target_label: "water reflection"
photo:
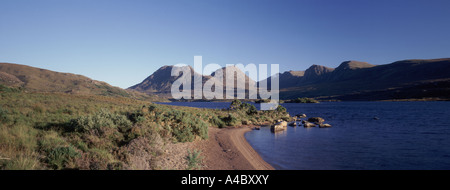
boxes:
[273,129,287,138]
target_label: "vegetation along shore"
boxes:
[0,86,287,170]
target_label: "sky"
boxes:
[1,0,450,88]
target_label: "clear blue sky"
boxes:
[1,0,450,88]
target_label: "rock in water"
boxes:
[288,121,296,127]
[319,123,332,128]
[271,124,286,132]
[296,114,307,118]
[276,121,288,127]
[303,121,316,128]
[308,117,325,124]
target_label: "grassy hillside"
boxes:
[0,62,160,101]
[0,86,288,170]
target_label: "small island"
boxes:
[284,97,319,103]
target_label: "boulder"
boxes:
[276,121,288,127]
[303,121,316,128]
[307,117,325,124]
[288,121,297,127]
[319,123,332,128]
[271,124,286,132]
[296,114,307,118]
[292,116,298,121]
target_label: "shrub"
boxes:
[209,115,226,128]
[173,125,194,143]
[230,99,242,110]
[240,102,257,115]
[69,109,132,133]
[146,104,209,142]
[221,114,238,126]
[127,110,146,124]
[126,123,160,142]
[47,146,80,169]
[0,107,9,123]
[276,105,287,113]
[186,149,203,170]
[0,84,21,93]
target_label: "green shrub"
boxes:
[69,109,132,133]
[173,125,194,142]
[240,102,257,115]
[47,146,80,169]
[186,149,203,170]
[127,110,146,124]
[126,123,160,142]
[209,115,226,128]
[0,107,9,123]
[276,105,287,113]
[0,84,21,93]
[230,99,242,110]
[146,104,209,142]
[221,114,238,126]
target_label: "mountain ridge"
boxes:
[129,58,450,101]
[129,65,258,99]
[0,62,156,101]
[2,58,450,101]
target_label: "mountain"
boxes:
[258,70,304,89]
[302,65,335,82]
[274,58,450,100]
[129,65,207,94]
[129,58,450,101]
[129,65,257,99]
[0,62,153,100]
[128,65,211,98]
[211,65,258,99]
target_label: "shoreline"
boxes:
[193,126,274,170]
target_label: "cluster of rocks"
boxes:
[270,114,332,132]
[270,120,288,132]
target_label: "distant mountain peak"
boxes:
[129,64,257,98]
[282,70,305,77]
[304,64,334,78]
[336,61,374,71]
[211,65,257,84]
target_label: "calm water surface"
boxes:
[158,101,450,170]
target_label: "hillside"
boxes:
[0,62,157,101]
